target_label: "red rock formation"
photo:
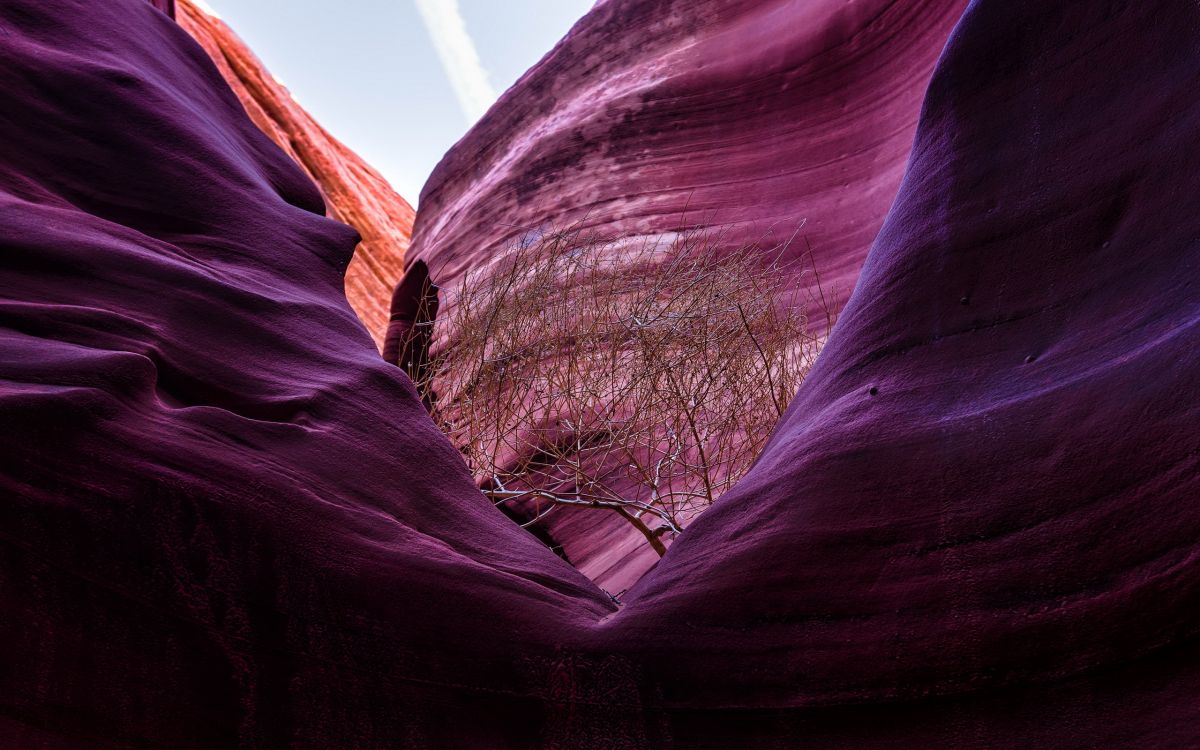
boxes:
[410,0,970,591]
[176,0,412,347]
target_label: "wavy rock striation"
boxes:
[176,0,413,346]
[2,0,1198,747]
[409,0,968,301]
[409,0,971,589]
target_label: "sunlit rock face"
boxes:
[409,0,969,299]
[176,0,413,346]
[408,0,970,591]
[3,0,1200,747]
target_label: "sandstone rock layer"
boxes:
[410,0,969,303]
[411,0,971,591]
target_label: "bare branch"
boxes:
[417,226,833,565]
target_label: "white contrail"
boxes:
[191,0,221,18]
[413,0,497,124]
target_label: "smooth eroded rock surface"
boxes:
[409,0,971,589]
[410,0,968,301]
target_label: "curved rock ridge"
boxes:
[0,2,608,746]
[617,0,1200,725]
[3,1,1200,748]
[175,0,413,347]
[409,0,968,301]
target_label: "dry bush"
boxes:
[410,228,833,557]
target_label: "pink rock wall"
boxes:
[409,0,970,591]
[410,0,968,300]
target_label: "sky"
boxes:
[199,0,594,205]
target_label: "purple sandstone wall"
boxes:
[147,0,175,16]
[2,0,1198,747]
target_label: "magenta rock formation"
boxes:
[409,0,971,589]
[2,0,1199,748]
[409,0,969,300]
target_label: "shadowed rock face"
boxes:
[2,0,1199,748]
[174,0,413,347]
